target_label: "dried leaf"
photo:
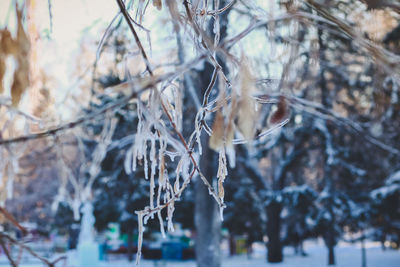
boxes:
[166,0,181,31]
[237,58,257,141]
[225,119,235,148]
[153,0,162,10]
[16,7,30,55]
[218,179,224,199]
[10,6,31,107]
[0,29,17,55]
[11,71,25,106]
[268,96,290,125]
[209,110,225,151]
[11,54,30,106]
[0,53,5,94]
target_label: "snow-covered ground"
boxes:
[1,241,399,267]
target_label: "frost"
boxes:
[157,210,166,238]
[167,185,175,232]
[143,142,149,180]
[165,150,180,162]
[174,158,184,194]
[226,146,236,169]
[135,211,144,266]
[194,110,203,155]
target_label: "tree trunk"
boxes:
[328,244,335,265]
[191,2,230,266]
[326,217,336,266]
[127,224,134,262]
[266,201,283,263]
[361,236,366,267]
[195,140,221,267]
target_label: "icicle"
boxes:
[150,178,155,209]
[174,158,183,194]
[148,137,156,210]
[174,86,183,132]
[181,154,191,181]
[130,103,144,173]
[124,148,133,174]
[194,111,203,155]
[143,212,150,225]
[150,171,155,210]
[156,160,166,238]
[165,150,180,162]
[150,137,156,171]
[144,141,149,180]
[217,148,228,220]
[219,205,225,221]
[158,138,168,190]
[163,191,168,204]
[167,200,175,232]
[135,211,144,266]
[226,146,236,169]
[157,210,166,238]
[131,137,139,172]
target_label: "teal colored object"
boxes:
[161,242,183,260]
[99,243,108,261]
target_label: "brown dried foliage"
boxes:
[237,59,257,141]
[268,95,290,125]
[209,109,225,151]
[10,7,30,107]
[0,29,18,55]
[0,6,31,106]
[153,0,162,10]
[0,52,5,94]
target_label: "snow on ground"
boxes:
[0,241,398,267]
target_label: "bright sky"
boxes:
[1,0,119,120]
[0,0,283,121]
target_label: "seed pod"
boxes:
[153,0,162,10]
[209,110,225,151]
[268,96,290,125]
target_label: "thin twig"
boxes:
[116,0,153,75]
[0,232,67,267]
[0,207,28,235]
[207,0,236,15]
[0,57,209,146]
[202,66,220,107]
[0,238,17,267]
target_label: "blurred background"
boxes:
[0,0,400,266]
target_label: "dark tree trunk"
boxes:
[195,140,221,267]
[326,205,336,266]
[361,236,367,267]
[266,201,283,263]
[229,234,236,256]
[327,243,335,265]
[381,230,386,250]
[127,224,134,262]
[319,26,336,266]
[192,1,231,267]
